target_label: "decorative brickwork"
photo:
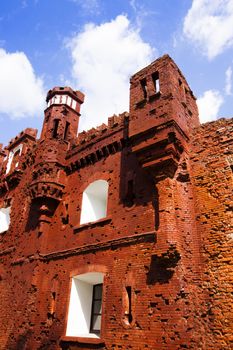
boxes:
[0,55,232,350]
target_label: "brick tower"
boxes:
[129,54,199,137]
[40,87,84,144]
[129,55,200,180]
[28,87,84,237]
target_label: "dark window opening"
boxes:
[152,72,160,93]
[140,79,147,99]
[125,286,133,324]
[64,121,70,140]
[52,119,60,138]
[47,292,56,320]
[90,284,103,335]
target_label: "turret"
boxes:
[129,55,200,180]
[40,87,84,144]
[129,54,199,138]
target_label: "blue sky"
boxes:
[0,0,233,146]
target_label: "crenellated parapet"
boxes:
[76,113,127,146]
[66,112,128,173]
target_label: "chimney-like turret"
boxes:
[40,87,84,145]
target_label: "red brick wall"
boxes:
[0,56,232,350]
[190,118,233,350]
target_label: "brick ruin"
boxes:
[0,54,232,350]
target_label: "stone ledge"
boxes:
[40,231,156,261]
[60,335,105,346]
[7,231,156,265]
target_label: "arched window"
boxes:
[0,207,11,233]
[6,144,23,174]
[80,180,108,225]
[66,272,104,338]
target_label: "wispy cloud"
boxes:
[66,15,155,131]
[183,0,233,59]
[197,89,224,123]
[0,49,45,119]
[129,0,157,29]
[70,0,100,15]
[225,66,232,95]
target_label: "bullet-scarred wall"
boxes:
[0,55,232,350]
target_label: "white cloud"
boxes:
[225,66,232,95]
[197,89,224,123]
[66,15,155,131]
[0,49,45,119]
[183,0,233,59]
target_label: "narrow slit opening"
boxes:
[125,286,133,324]
[52,119,60,138]
[140,79,147,99]
[64,121,70,140]
[152,72,160,93]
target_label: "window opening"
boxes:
[140,79,147,99]
[125,286,133,324]
[80,180,108,225]
[48,292,56,320]
[66,272,104,338]
[152,72,160,93]
[6,144,23,174]
[11,149,20,169]
[64,121,70,140]
[52,119,60,138]
[90,284,103,335]
[0,207,11,233]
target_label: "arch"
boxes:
[80,180,108,225]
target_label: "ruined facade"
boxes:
[0,55,232,350]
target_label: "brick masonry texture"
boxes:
[0,55,232,350]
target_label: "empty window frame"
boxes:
[0,207,11,233]
[140,78,148,99]
[80,180,108,225]
[6,144,23,174]
[152,72,160,93]
[66,272,104,338]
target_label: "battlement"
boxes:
[6,128,38,150]
[77,112,128,145]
